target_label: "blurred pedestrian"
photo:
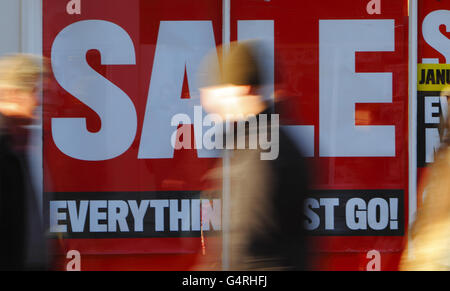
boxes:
[400,86,450,271]
[0,54,46,270]
[196,41,311,270]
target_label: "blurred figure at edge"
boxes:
[400,86,450,271]
[0,54,47,270]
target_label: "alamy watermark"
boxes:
[170,106,279,160]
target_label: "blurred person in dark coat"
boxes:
[0,54,46,270]
[400,86,450,271]
[196,41,311,270]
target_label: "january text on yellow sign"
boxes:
[418,64,450,92]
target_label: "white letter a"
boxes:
[366,0,381,15]
[66,0,81,15]
[66,250,81,271]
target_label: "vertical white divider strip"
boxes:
[222,0,231,271]
[409,0,418,228]
[408,0,418,259]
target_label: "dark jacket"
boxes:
[204,109,311,270]
[0,114,47,270]
[0,115,28,270]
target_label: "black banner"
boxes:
[304,190,405,236]
[44,191,221,239]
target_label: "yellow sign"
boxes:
[418,64,450,91]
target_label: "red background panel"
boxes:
[418,0,450,63]
[416,0,450,204]
[44,0,410,270]
[43,0,222,270]
[43,0,221,194]
[230,0,409,270]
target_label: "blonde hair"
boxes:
[0,54,42,94]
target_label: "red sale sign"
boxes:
[43,0,409,271]
[416,0,450,209]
